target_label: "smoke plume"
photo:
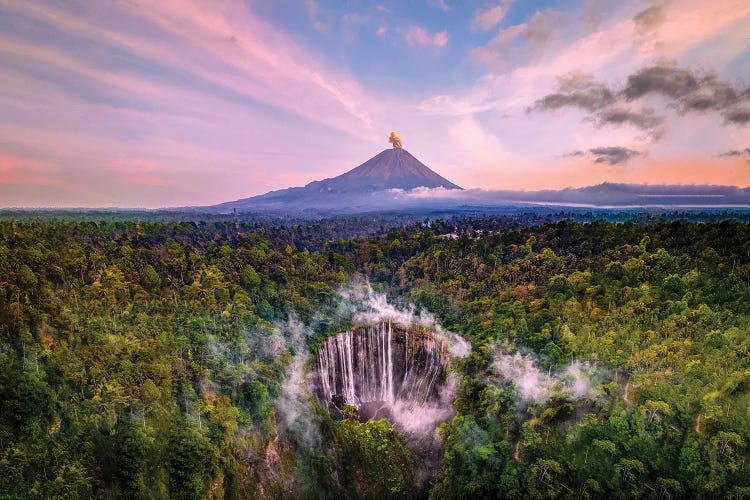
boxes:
[388,131,403,149]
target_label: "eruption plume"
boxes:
[388,131,403,149]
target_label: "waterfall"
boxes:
[315,321,449,412]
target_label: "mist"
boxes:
[338,280,471,359]
[308,281,472,446]
[204,281,472,440]
[388,372,462,435]
[275,317,322,452]
[491,350,609,406]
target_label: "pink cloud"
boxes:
[405,26,449,48]
[1,1,378,139]
[0,0,406,206]
[304,0,330,33]
[0,152,72,188]
[427,0,450,12]
[473,5,506,31]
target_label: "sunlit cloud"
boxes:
[1,1,378,136]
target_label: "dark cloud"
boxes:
[720,149,745,157]
[563,147,641,165]
[532,63,749,145]
[532,75,663,141]
[532,73,614,112]
[623,64,698,100]
[633,5,666,33]
[678,78,738,113]
[622,65,745,113]
[719,148,750,160]
[594,107,662,130]
[589,146,641,165]
[722,107,750,126]
[534,88,614,112]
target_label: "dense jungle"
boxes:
[0,217,748,499]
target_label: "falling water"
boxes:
[315,322,449,414]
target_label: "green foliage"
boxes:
[242,380,271,423]
[324,418,415,498]
[342,404,358,420]
[241,264,261,290]
[167,417,218,499]
[547,274,573,299]
[1,218,749,497]
[339,218,750,498]
[98,417,148,498]
[0,356,55,442]
[17,264,38,289]
[141,264,161,291]
[431,415,512,498]
[0,220,349,496]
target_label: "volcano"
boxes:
[303,148,461,193]
[210,145,461,213]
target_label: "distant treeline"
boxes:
[2,207,750,250]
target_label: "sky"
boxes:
[0,0,749,208]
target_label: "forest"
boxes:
[0,217,748,499]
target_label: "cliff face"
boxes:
[314,322,449,420]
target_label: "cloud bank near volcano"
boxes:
[388,183,750,209]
